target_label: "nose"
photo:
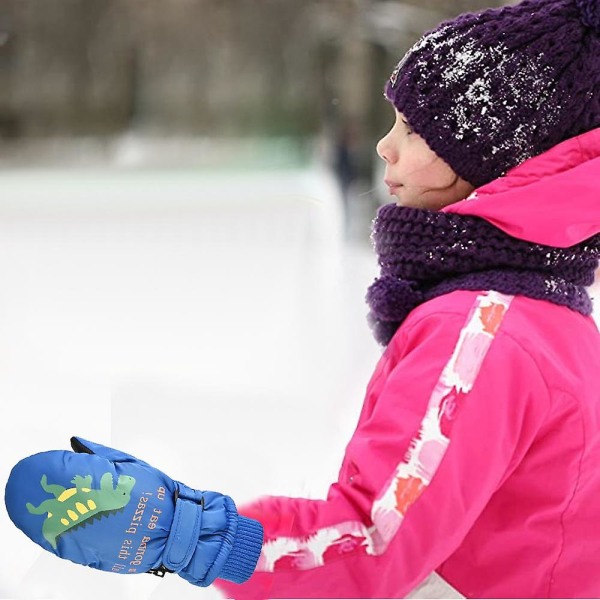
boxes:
[376,130,395,164]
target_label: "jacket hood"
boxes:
[443,126,600,248]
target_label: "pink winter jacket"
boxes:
[215,127,600,599]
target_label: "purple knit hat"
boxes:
[384,0,600,188]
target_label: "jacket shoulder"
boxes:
[383,290,527,375]
[388,290,599,399]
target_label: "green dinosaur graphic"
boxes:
[26,472,136,549]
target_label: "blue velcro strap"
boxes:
[162,484,204,572]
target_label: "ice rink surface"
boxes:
[0,166,383,599]
[1,166,598,599]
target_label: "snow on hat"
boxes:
[384,0,600,188]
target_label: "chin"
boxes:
[395,195,420,208]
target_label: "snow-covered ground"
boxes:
[0,166,382,599]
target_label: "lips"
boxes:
[385,179,403,195]
[384,179,402,189]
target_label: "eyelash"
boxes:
[402,119,414,135]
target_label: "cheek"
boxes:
[398,145,430,175]
[402,152,450,187]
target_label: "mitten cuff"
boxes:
[219,515,264,584]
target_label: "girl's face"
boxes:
[376,109,474,210]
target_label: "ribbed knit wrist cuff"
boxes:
[219,515,264,584]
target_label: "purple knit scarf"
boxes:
[366,203,600,346]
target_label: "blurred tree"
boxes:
[3,0,135,135]
[0,0,508,140]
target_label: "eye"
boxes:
[401,119,414,135]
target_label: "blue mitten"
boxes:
[5,436,263,587]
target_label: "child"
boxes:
[5,0,600,597]
[215,0,600,597]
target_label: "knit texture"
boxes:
[366,203,600,346]
[385,0,600,188]
[219,515,264,584]
[576,0,600,30]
